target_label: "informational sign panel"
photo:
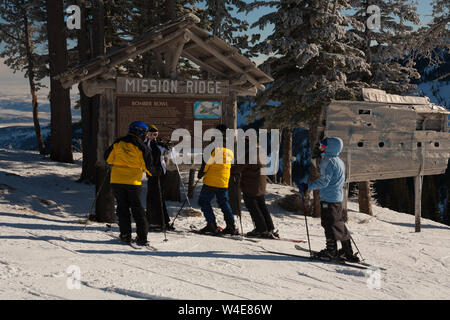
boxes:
[116,96,222,142]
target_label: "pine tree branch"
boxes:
[0,24,21,42]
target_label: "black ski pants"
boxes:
[320,202,350,242]
[112,184,148,241]
[146,174,169,226]
[243,193,274,232]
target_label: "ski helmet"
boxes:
[128,121,149,139]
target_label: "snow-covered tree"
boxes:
[203,0,253,57]
[348,0,421,95]
[249,0,371,192]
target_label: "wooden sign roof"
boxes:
[56,14,273,96]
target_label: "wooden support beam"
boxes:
[81,78,116,97]
[181,51,228,78]
[185,29,265,91]
[60,28,187,88]
[167,32,190,78]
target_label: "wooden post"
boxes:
[415,144,425,232]
[358,181,373,216]
[414,175,423,232]
[342,150,351,219]
[94,88,116,222]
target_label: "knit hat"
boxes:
[148,124,159,132]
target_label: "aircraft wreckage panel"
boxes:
[324,101,450,182]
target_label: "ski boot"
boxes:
[198,222,221,235]
[339,240,360,263]
[314,239,339,260]
[246,229,267,238]
[222,223,239,235]
[135,236,150,246]
[119,233,131,244]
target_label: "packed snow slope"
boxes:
[0,148,450,300]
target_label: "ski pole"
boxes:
[170,178,201,228]
[157,176,168,242]
[349,234,364,262]
[300,192,312,258]
[171,148,195,211]
[85,165,111,231]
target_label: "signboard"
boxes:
[117,77,229,96]
[116,96,222,142]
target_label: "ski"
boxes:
[294,244,386,271]
[189,225,260,243]
[260,247,370,270]
[104,232,158,251]
[247,235,307,244]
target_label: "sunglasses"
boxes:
[319,138,327,150]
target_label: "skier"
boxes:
[104,121,160,246]
[233,138,278,238]
[297,137,359,262]
[197,124,237,235]
[144,124,174,232]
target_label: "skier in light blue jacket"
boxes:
[298,137,359,262]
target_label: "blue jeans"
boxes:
[198,185,234,224]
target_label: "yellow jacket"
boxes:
[105,135,153,185]
[203,147,234,188]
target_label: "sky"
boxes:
[0,0,437,99]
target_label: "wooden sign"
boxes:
[117,77,229,96]
[116,96,222,142]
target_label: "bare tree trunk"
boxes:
[187,169,196,199]
[46,0,73,163]
[282,128,292,185]
[77,0,96,183]
[358,181,373,215]
[91,0,115,223]
[22,10,45,154]
[166,0,176,21]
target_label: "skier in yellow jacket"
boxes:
[104,121,161,246]
[197,124,236,235]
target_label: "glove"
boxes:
[298,183,308,198]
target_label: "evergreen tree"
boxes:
[0,0,48,154]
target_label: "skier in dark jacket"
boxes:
[104,121,160,246]
[233,139,277,238]
[144,124,174,232]
[298,137,359,262]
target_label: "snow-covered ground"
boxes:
[0,148,449,300]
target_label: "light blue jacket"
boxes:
[308,137,345,203]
